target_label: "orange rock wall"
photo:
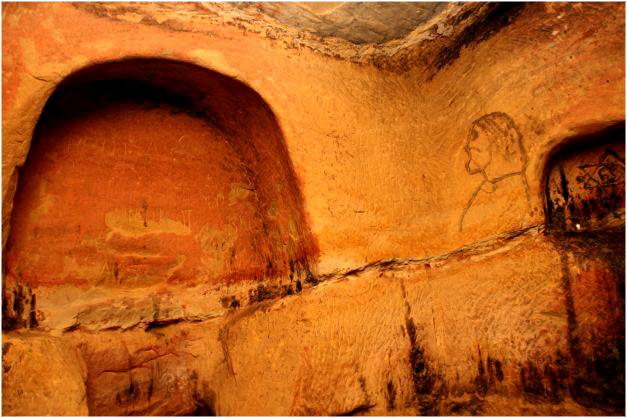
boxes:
[2,3,624,270]
[2,2,625,416]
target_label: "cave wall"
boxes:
[3,2,624,272]
[2,2,625,416]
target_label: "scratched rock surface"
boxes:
[1,1,625,416]
[3,229,623,416]
[2,333,89,416]
[2,2,624,274]
[4,60,318,291]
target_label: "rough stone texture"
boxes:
[232,2,449,44]
[64,2,527,77]
[5,60,317,290]
[546,125,625,232]
[2,2,625,416]
[2,333,89,415]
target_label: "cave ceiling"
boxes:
[76,1,523,75]
[231,2,449,44]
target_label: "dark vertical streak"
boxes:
[558,249,580,362]
[559,165,570,207]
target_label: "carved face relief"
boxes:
[459,113,531,234]
[465,126,492,176]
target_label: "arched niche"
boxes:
[543,122,625,233]
[4,58,318,292]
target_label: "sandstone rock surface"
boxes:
[2,2,625,416]
[2,333,88,416]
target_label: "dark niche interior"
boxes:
[545,122,625,233]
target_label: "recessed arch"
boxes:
[542,121,625,232]
[4,58,318,290]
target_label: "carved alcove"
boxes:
[545,123,625,233]
[543,122,625,412]
[3,59,318,329]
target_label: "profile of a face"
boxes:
[459,113,529,233]
[465,126,492,175]
[463,113,526,182]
